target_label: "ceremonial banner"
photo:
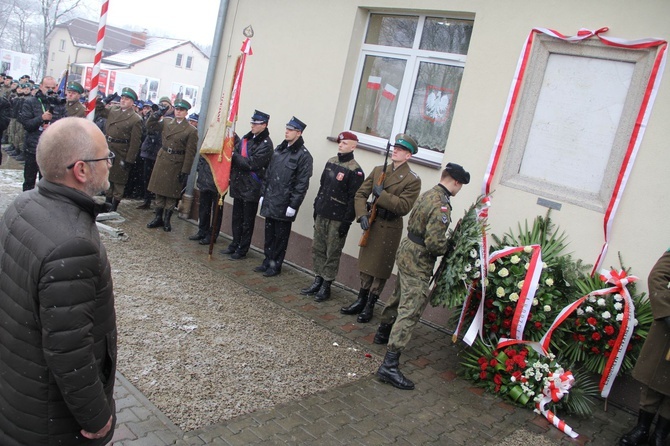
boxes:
[200,37,253,196]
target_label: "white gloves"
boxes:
[286,206,296,218]
[258,197,263,209]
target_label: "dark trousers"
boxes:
[23,151,40,191]
[198,189,222,239]
[141,157,156,201]
[230,198,259,255]
[263,217,292,271]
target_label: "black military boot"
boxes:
[301,276,324,295]
[314,281,332,302]
[377,350,414,390]
[110,198,120,212]
[373,322,394,345]
[147,208,164,228]
[136,198,151,210]
[620,410,655,445]
[163,210,173,232]
[650,416,669,446]
[340,288,369,315]
[357,293,378,323]
[188,230,206,241]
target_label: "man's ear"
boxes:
[70,162,89,184]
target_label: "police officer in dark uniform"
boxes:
[220,110,274,259]
[300,131,364,301]
[65,82,87,118]
[104,87,142,211]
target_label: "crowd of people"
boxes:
[1,72,667,446]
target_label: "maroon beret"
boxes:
[337,131,358,143]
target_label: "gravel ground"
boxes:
[103,223,379,431]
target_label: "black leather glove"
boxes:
[372,184,383,198]
[338,222,351,238]
[359,215,369,231]
[178,172,188,184]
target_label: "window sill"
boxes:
[326,136,441,169]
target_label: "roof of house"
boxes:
[103,37,207,67]
[54,18,142,53]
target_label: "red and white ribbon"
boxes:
[538,269,637,398]
[479,27,667,274]
[536,370,579,439]
[86,0,108,120]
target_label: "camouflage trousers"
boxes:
[13,121,25,152]
[312,215,347,281]
[381,268,431,353]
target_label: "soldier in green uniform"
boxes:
[340,133,421,323]
[300,131,365,301]
[620,250,670,445]
[104,87,142,211]
[65,81,87,118]
[374,163,470,390]
[146,98,198,232]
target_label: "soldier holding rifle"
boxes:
[340,133,421,323]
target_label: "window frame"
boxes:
[345,12,472,167]
[185,55,193,69]
[175,53,183,67]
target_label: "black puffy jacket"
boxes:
[259,136,313,222]
[0,180,117,446]
[229,128,273,202]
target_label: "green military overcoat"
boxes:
[66,100,86,118]
[355,162,421,279]
[147,115,198,198]
[104,105,142,185]
[632,250,670,396]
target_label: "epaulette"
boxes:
[409,169,419,179]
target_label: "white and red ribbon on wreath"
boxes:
[536,370,579,439]
[480,27,668,275]
[538,269,637,398]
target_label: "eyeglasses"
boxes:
[66,151,116,169]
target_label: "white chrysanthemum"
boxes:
[496,287,505,297]
[542,262,548,269]
[597,298,606,307]
[470,249,478,258]
[545,278,554,286]
[510,255,521,264]
[524,246,533,253]
[588,296,597,303]
[475,259,481,267]
[614,294,623,302]
[602,311,611,319]
[473,271,481,279]
[509,293,519,302]
[489,263,496,272]
[576,308,585,316]
[464,264,472,272]
[498,268,509,278]
[543,305,551,312]
[616,313,624,322]
[614,302,623,311]
[532,299,539,306]
[585,306,594,313]
[510,376,516,382]
[459,274,467,280]
[517,280,525,290]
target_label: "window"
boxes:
[348,13,473,165]
[186,56,193,69]
[500,36,661,211]
[59,39,66,51]
[175,53,183,67]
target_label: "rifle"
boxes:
[359,141,392,247]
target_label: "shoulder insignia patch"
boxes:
[442,214,449,224]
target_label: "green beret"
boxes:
[394,133,418,155]
[67,81,84,94]
[173,99,191,110]
[121,87,138,101]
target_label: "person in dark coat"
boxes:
[103,87,143,211]
[17,76,62,191]
[0,117,117,445]
[220,109,273,259]
[146,98,198,231]
[255,116,313,277]
[300,131,364,301]
[620,250,670,445]
[0,95,9,165]
[340,133,421,323]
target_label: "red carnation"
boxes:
[480,363,488,371]
[485,299,494,309]
[578,334,586,342]
[504,306,514,316]
[502,319,512,329]
[494,374,503,385]
[512,371,522,380]
[534,321,543,329]
[487,312,497,322]
[490,359,498,367]
[491,324,499,333]
[604,325,615,336]
[592,332,602,341]
[608,339,616,347]
[480,371,487,380]
[591,347,600,354]
[587,317,598,326]
[478,357,488,365]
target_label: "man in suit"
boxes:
[340,133,421,323]
[104,87,143,211]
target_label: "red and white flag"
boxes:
[382,83,398,101]
[367,76,381,90]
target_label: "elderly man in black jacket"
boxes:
[0,117,117,445]
[255,116,313,277]
[220,109,273,259]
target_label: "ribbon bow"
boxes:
[599,268,638,289]
[536,369,579,438]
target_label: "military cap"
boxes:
[188,113,199,122]
[173,99,191,110]
[142,100,154,108]
[121,87,138,101]
[394,133,418,155]
[66,81,84,94]
[159,96,172,105]
[444,162,470,184]
[286,116,306,132]
[11,80,18,85]
[5,75,12,80]
[251,109,270,124]
[337,131,358,143]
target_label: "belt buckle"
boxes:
[167,147,173,154]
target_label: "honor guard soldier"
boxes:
[104,87,142,211]
[374,163,470,390]
[146,98,198,232]
[340,133,421,323]
[300,131,364,301]
[65,81,86,117]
